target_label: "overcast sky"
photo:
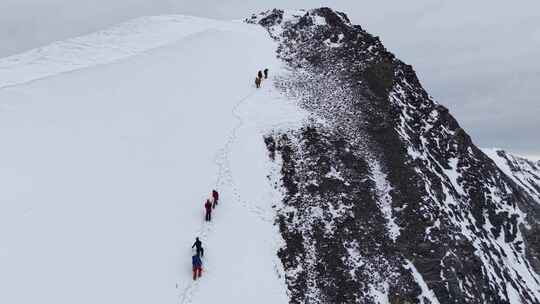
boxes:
[1,0,538,157]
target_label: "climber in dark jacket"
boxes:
[264,68,269,79]
[212,190,219,208]
[192,254,203,280]
[192,237,204,257]
[258,70,263,80]
[204,199,212,221]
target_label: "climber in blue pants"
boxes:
[192,254,202,280]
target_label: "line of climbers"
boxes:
[191,189,219,280]
[191,68,270,281]
[255,68,269,88]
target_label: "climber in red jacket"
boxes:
[204,199,212,221]
[212,190,219,208]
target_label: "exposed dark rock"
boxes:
[249,7,540,304]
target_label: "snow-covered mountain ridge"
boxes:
[0,15,246,89]
[1,6,539,304]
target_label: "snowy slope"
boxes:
[0,15,305,304]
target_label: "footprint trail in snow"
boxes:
[178,88,270,304]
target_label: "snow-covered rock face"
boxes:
[249,8,540,304]
[484,149,540,205]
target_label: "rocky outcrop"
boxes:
[248,8,540,304]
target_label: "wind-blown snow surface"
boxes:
[0,16,304,304]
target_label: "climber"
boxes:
[212,190,219,208]
[192,237,204,257]
[255,76,261,88]
[204,199,212,221]
[192,254,203,280]
[258,70,263,80]
[264,68,269,79]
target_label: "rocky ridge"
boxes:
[248,8,540,304]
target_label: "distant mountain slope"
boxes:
[250,8,540,304]
[484,149,540,204]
